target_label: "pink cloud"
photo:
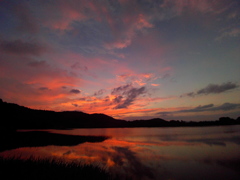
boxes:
[136,14,153,29]
[116,73,160,87]
[43,5,86,30]
[105,10,154,50]
[105,39,132,50]
[151,84,160,87]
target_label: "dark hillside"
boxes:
[0,99,239,130]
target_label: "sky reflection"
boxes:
[1,126,240,180]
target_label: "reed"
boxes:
[0,156,111,180]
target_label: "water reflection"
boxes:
[1,125,240,180]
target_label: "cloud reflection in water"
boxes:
[1,126,240,180]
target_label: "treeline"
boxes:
[0,99,239,130]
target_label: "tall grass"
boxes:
[0,157,112,180]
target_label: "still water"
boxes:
[2,125,240,180]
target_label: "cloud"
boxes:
[111,84,132,95]
[178,103,240,113]
[24,0,86,31]
[0,40,47,56]
[178,104,214,113]
[216,27,240,41]
[38,87,50,91]
[114,86,146,109]
[184,92,195,97]
[211,103,240,111]
[151,84,160,87]
[94,89,106,96]
[69,89,81,94]
[116,73,157,86]
[72,103,79,107]
[104,11,154,49]
[156,103,240,118]
[197,82,238,95]
[113,96,123,104]
[71,62,88,71]
[183,82,238,97]
[110,84,147,109]
[157,112,173,117]
[79,97,88,101]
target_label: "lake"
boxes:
[1,125,240,180]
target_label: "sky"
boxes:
[0,0,240,121]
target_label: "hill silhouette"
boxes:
[0,99,239,130]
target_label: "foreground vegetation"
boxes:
[0,157,111,180]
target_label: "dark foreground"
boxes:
[0,131,111,179]
[0,131,112,179]
[0,157,111,180]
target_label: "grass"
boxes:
[0,156,112,180]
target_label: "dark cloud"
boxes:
[71,62,88,71]
[71,62,97,78]
[113,95,123,103]
[185,92,195,98]
[156,103,240,117]
[103,96,110,102]
[94,89,106,96]
[183,82,238,97]
[211,103,240,111]
[38,87,49,91]
[179,104,214,113]
[162,73,171,80]
[70,89,81,94]
[111,84,132,95]
[72,103,79,107]
[114,86,146,109]
[197,82,238,95]
[0,40,47,56]
[179,103,240,113]
[197,104,214,109]
[157,112,173,117]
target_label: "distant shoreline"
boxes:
[1,99,240,130]
[0,131,109,152]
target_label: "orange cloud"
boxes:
[151,84,160,87]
